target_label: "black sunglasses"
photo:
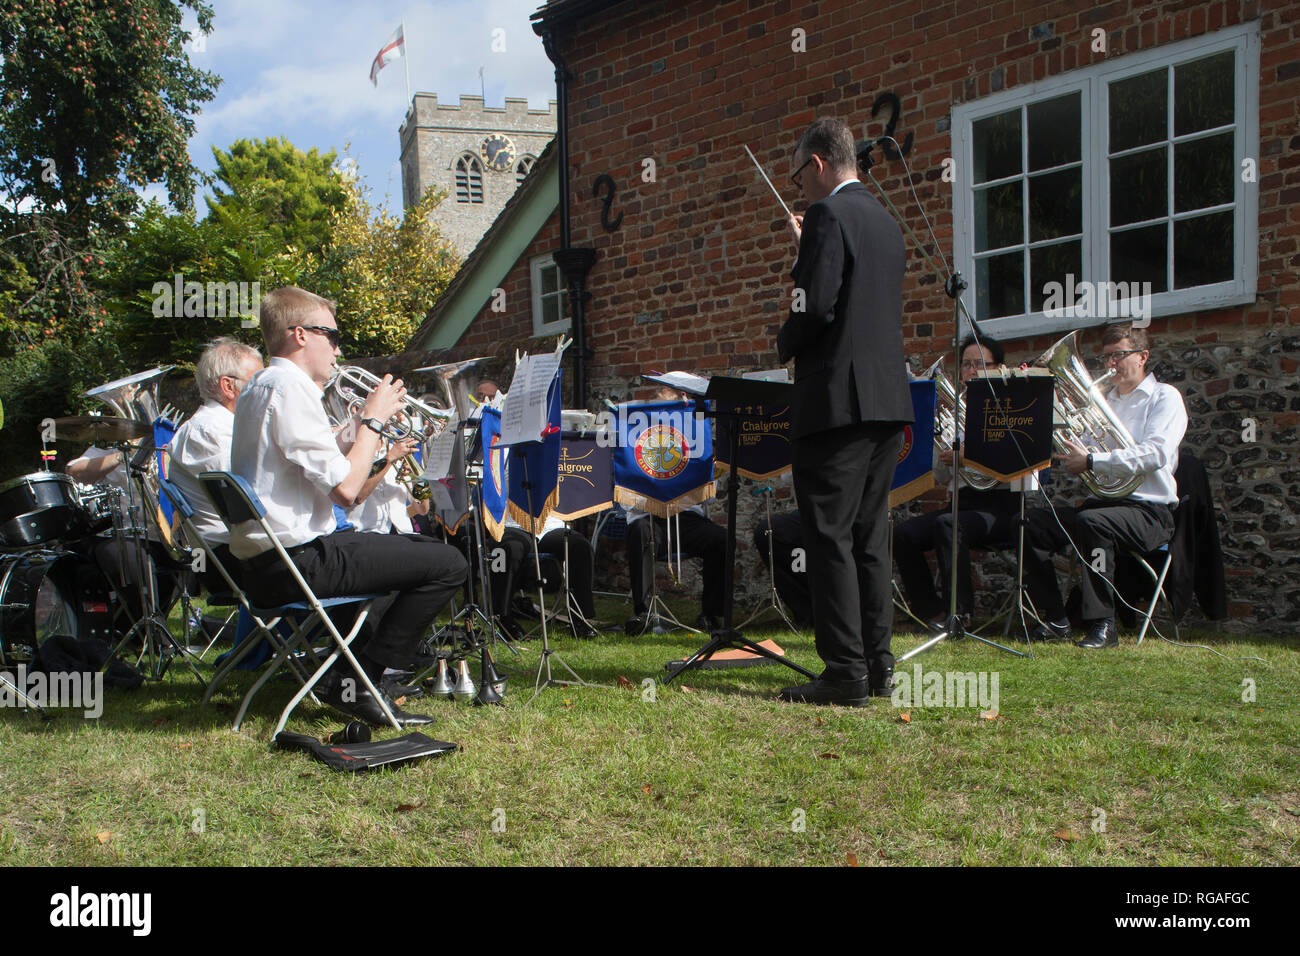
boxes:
[791,156,813,188]
[296,325,340,348]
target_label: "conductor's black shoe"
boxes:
[1075,619,1119,649]
[693,614,720,633]
[1025,619,1071,643]
[778,677,869,707]
[499,616,529,643]
[571,618,600,639]
[867,668,895,698]
[381,677,424,700]
[625,613,666,636]
[321,681,435,728]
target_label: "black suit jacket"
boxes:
[777,180,913,439]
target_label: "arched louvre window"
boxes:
[455,154,483,204]
[516,155,536,186]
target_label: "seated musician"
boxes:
[68,440,181,629]
[1021,322,1188,648]
[228,286,467,727]
[487,513,598,641]
[624,383,727,635]
[893,334,1025,631]
[752,507,815,629]
[166,337,264,593]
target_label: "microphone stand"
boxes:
[856,140,1023,662]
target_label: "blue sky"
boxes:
[170,0,555,216]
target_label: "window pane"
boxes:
[1174,211,1233,288]
[975,251,1024,320]
[1175,51,1235,136]
[1029,167,1082,242]
[1028,93,1081,171]
[541,263,558,295]
[974,181,1022,252]
[1174,131,1233,213]
[972,109,1021,184]
[1109,67,1168,152]
[1110,146,1167,226]
[1030,241,1083,312]
[1111,224,1168,294]
[542,295,559,327]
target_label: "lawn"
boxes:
[1,597,1296,867]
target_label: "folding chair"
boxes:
[1127,541,1179,645]
[198,471,398,734]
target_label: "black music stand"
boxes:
[663,376,816,683]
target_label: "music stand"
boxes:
[663,376,816,683]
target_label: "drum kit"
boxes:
[0,367,204,696]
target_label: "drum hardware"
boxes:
[0,472,92,550]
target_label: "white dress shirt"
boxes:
[1092,373,1187,505]
[349,467,414,535]
[228,357,351,558]
[166,400,234,545]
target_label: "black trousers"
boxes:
[752,510,814,628]
[242,530,466,670]
[82,535,182,626]
[1022,498,1175,622]
[484,527,596,619]
[893,489,1019,620]
[792,421,904,682]
[626,512,727,618]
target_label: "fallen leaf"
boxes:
[763,749,776,757]
[679,685,695,694]
[177,742,192,751]
[96,831,112,844]
[979,710,1001,720]
[616,675,635,690]
[814,716,826,726]
[641,784,653,794]
[1053,828,1082,842]
[846,852,858,867]
[877,849,886,859]
[898,711,911,723]
[818,752,840,760]
[395,802,423,813]
[393,695,407,707]
[298,773,313,779]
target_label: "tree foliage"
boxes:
[206,138,347,260]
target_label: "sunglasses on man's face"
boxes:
[296,325,340,348]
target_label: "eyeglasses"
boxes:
[791,156,813,189]
[1099,348,1144,364]
[960,360,984,371]
[296,325,340,348]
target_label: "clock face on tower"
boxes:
[480,134,517,172]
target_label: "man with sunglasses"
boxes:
[229,286,467,727]
[774,117,913,706]
[1021,322,1187,648]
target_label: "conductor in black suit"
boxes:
[775,118,913,706]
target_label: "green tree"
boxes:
[206,138,347,259]
[304,175,459,359]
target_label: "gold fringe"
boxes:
[714,460,792,481]
[551,498,614,521]
[614,481,717,518]
[507,485,561,535]
[889,472,935,509]
[963,458,1050,483]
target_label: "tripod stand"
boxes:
[737,483,802,633]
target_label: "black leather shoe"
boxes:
[1024,619,1071,643]
[693,614,720,633]
[1075,619,1118,649]
[778,677,869,707]
[625,613,666,635]
[322,681,435,728]
[381,677,424,700]
[867,667,895,698]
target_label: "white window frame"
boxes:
[951,22,1259,339]
[530,253,570,337]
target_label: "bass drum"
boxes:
[0,551,112,667]
[0,473,89,549]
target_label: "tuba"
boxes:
[322,365,454,500]
[1032,331,1144,500]
[84,366,186,556]
[411,356,488,422]
[926,361,1002,491]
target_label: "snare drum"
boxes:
[0,472,88,549]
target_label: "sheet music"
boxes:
[742,368,790,383]
[501,352,559,446]
[644,370,711,395]
[420,416,459,481]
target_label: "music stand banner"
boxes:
[963,371,1054,483]
[478,406,509,542]
[553,433,614,521]
[714,398,792,480]
[507,370,562,534]
[612,400,715,518]
[889,380,936,508]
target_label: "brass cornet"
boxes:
[322,366,453,500]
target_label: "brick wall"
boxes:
[446,0,1300,631]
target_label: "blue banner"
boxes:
[553,433,614,521]
[507,369,563,534]
[478,406,508,541]
[612,400,715,517]
[890,381,937,508]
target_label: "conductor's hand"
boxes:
[1056,439,1090,476]
[786,213,803,249]
[362,374,406,426]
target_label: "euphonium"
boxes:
[322,365,453,500]
[927,364,1002,491]
[1032,331,1144,500]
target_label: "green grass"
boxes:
[1,596,1297,866]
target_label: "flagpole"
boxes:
[402,18,411,105]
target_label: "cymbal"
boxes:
[50,415,151,443]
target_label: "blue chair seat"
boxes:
[254,593,386,614]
